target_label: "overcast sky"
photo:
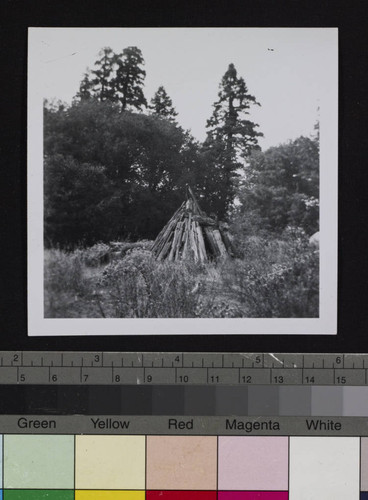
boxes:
[30,28,337,150]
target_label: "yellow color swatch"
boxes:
[75,491,145,500]
[75,435,145,490]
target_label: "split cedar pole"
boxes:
[157,232,174,260]
[195,223,208,262]
[203,227,220,257]
[190,221,200,262]
[182,216,191,259]
[174,221,185,260]
[153,218,176,256]
[168,221,182,261]
[151,202,185,254]
[212,229,228,257]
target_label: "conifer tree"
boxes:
[150,86,178,121]
[206,63,262,159]
[114,46,147,111]
[203,63,263,218]
[90,47,116,101]
[75,70,94,101]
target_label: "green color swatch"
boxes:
[3,491,74,500]
[4,435,74,489]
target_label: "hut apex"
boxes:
[151,186,234,263]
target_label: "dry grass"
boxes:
[44,233,318,318]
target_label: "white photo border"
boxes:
[28,27,338,336]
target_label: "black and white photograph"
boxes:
[28,28,337,335]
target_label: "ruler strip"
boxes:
[0,352,366,385]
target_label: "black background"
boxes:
[1,0,367,354]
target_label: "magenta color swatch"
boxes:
[147,492,217,500]
[218,437,288,491]
[218,493,288,500]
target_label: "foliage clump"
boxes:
[236,136,319,236]
[222,227,319,317]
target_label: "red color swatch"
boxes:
[146,492,217,500]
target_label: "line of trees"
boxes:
[44,46,319,248]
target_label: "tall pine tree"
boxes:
[75,70,94,101]
[90,47,116,101]
[114,46,147,111]
[203,63,262,219]
[149,86,178,121]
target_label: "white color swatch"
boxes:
[289,436,360,500]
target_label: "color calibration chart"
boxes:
[1,433,368,500]
[2,352,368,499]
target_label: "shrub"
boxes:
[97,249,204,318]
[80,243,112,267]
[44,248,89,317]
[221,231,319,317]
[44,249,86,293]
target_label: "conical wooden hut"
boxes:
[151,186,234,262]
